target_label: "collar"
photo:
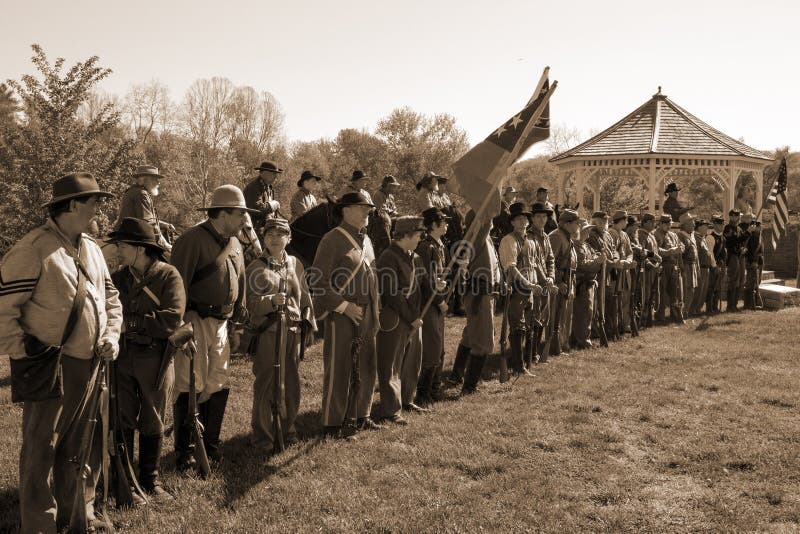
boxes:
[46,217,83,253]
[340,221,366,239]
[390,241,413,259]
[202,219,230,245]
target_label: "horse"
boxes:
[287,196,340,268]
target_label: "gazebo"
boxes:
[549,88,773,215]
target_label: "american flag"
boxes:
[767,157,788,250]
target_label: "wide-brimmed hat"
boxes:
[198,185,259,213]
[263,217,291,235]
[531,202,553,216]
[536,186,549,194]
[108,217,167,255]
[422,207,450,227]
[393,216,425,236]
[579,219,596,233]
[382,174,400,187]
[711,214,725,224]
[351,170,368,182]
[558,209,580,224]
[508,202,532,220]
[664,182,680,195]
[641,212,656,223]
[694,219,710,230]
[591,211,609,220]
[132,165,164,179]
[336,191,375,209]
[43,172,115,207]
[255,161,284,173]
[659,214,673,224]
[415,171,440,190]
[611,210,628,223]
[297,170,322,188]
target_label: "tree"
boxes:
[0,44,135,251]
[0,83,19,131]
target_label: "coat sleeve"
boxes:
[141,266,186,339]
[97,245,123,347]
[294,255,317,332]
[0,235,42,357]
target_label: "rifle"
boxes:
[630,256,642,337]
[343,318,363,431]
[170,324,212,478]
[597,255,609,348]
[272,279,287,454]
[498,283,510,383]
[109,361,147,508]
[69,359,107,533]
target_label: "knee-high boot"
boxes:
[139,433,173,501]
[173,393,195,471]
[509,329,525,372]
[202,388,229,463]
[447,343,470,385]
[461,354,487,395]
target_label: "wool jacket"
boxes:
[0,218,122,359]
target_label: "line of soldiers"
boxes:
[1,166,767,533]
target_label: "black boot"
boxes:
[509,329,525,373]
[202,388,229,464]
[460,354,487,396]
[173,393,195,472]
[447,344,470,386]
[139,433,173,501]
[430,363,444,402]
[727,290,739,312]
[415,367,435,407]
[523,329,535,368]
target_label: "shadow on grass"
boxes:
[0,486,20,533]
[219,408,325,509]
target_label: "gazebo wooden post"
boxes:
[754,167,764,216]
[648,158,657,212]
[575,168,586,213]
[592,174,601,212]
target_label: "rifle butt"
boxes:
[193,421,212,478]
[112,452,135,509]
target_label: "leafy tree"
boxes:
[0,44,135,252]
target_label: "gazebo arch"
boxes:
[550,88,773,216]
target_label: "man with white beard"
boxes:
[117,165,172,252]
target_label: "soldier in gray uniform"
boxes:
[116,165,172,252]
[170,185,250,468]
[109,217,185,501]
[654,214,685,323]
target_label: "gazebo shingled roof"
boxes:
[549,89,773,215]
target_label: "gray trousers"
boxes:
[116,340,172,436]
[19,356,101,534]
[321,306,377,427]
[376,320,422,418]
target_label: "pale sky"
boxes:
[2,0,798,156]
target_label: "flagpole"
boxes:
[413,79,559,324]
[526,66,550,106]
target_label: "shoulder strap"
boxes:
[333,227,367,296]
[192,226,237,285]
[61,258,88,347]
[129,268,162,307]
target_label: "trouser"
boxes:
[174,311,230,398]
[251,325,301,447]
[707,266,723,313]
[459,292,495,392]
[604,286,619,338]
[658,263,684,322]
[571,281,595,346]
[726,256,745,311]
[376,320,423,418]
[619,288,631,332]
[418,305,445,401]
[744,261,760,309]
[507,291,533,371]
[530,294,549,361]
[19,356,101,534]
[682,263,697,316]
[321,305,378,427]
[642,268,660,326]
[116,340,172,436]
[691,267,710,314]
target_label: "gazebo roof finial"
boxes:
[658,85,662,94]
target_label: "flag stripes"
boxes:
[768,157,788,250]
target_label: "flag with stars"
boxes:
[450,77,552,215]
[767,157,788,250]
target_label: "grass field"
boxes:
[1,308,799,532]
